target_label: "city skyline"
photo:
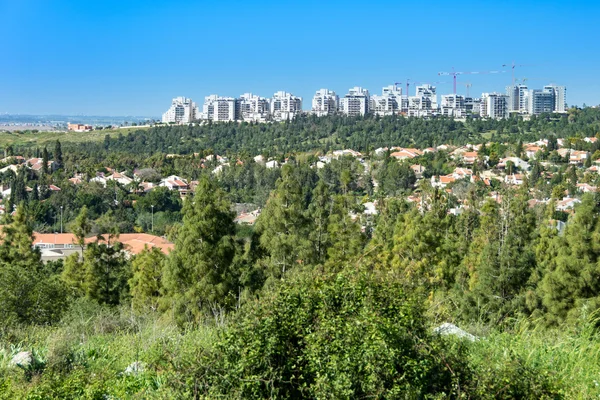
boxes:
[1,0,598,115]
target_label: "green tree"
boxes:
[538,195,600,324]
[42,146,49,175]
[255,165,313,281]
[460,189,536,324]
[162,176,237,324]
[81,240,130,305]
[70,206,92,259]
[325,194,365,266]
[54,139,63,169]
[0,205,67,325]
[129,246,166,312]
[307,180,331,264]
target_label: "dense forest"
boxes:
[2,109,600,398]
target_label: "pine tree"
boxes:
[307,180,332,264]
[8,167,28,211]
[30,182,39,202]
[325,194,365,267]
[0,205,66,325]
[256,165,313,281]
[162,176,237,324]
[82,241,130,305]
[460,189,536,324]
[42,146,49,175]
[61,253,86,298]
[0,204,40,268]
[54,140,63,169]
[538,194,600,324]
[130,246,165,312]
[70,206,92,260]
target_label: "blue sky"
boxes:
[1,0,598,116]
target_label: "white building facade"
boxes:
[544,85,567,113]
[480,93,509,119]
[239,93,270,122]
[440,94,466,117]
[312,89,339,117]
[270,91,302,121]
[370,84,403,116]
[528,89,555,115]
[201,95,239,122]
[506,84,529,113]
[340,87,370,116]
[162,97,199,124]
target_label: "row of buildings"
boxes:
[161,83,567,123]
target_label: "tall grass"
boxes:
[2,301,600,398]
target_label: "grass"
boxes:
[0,126,150,148]
[2,299,600,398]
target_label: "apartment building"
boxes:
[239,93,270,122]
[311,89,339,117]
[440,94,466,117]
[339,87,369,117]
[201,95,239,122]
[464,97,481,115]
[270,91,302,121]
[162,97,199,124]
[544,85,567,113]
[506,84,529,113]
[528,89,555,115]
[370,84,402,116]
[480,93,509,119]
[406,85,437,117]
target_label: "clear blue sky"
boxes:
[1,0,598,116]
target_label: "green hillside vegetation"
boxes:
[0,126,149,148]
[3,108,600,397]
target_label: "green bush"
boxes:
[208,268,469,399]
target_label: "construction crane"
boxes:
[502,62,534,87]
[459,82,472,97]
[394,80,449,97]
[438,68,506,94]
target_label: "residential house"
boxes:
[106,172,134,186]
[265,160,280,169]
[497,157,530,171]
[556,197,581,212]
[577,183,598,193]
[570,151,590,165]
[431,175,456,188]
[524,145,544,159]
[159,175,190,196]
[461,152,479,165]
[504,174,525,185]
[390,148,423,160]
[450,167,473,180]
[410,164,426,179]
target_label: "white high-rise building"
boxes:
[415,84,438,110]
[270,91,302,121]
[340,87,370,116]
[544,85,567,113]
[464,97,481,115]
[312,89,339,117]
[201,95,239,122]
[527,89,555,115]
[440,94,466,117]
[370,84,402,116]
[407,85,437,117]
[506,84,529,113]
[239,93,270,122]
[480,93,509,119]
[162,97,199,124]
